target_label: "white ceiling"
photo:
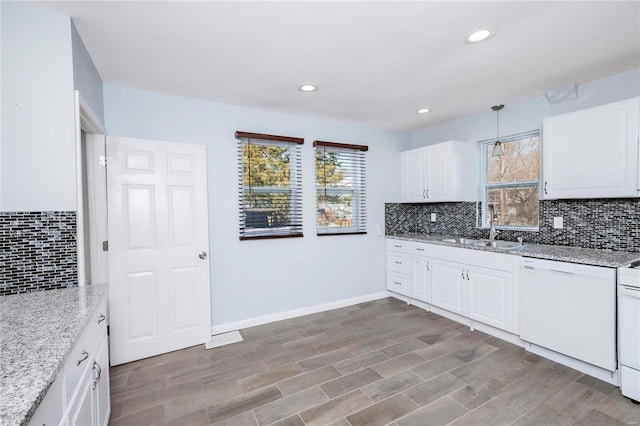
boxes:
[31,1,640,131]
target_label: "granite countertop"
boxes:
[0,284,108,426]
[388,233,640,268]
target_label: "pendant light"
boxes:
[491,104,505,157]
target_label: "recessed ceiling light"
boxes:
[298,84,317,92]
[464,26,496,44]
[416,108,431,114]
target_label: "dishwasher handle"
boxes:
[619,285,640,298]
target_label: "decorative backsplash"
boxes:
[385,198,640,253]
[0,212,78,296]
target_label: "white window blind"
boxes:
[236,131,304,240]
[314,140,367,236]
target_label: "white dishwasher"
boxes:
[520,258,616,371]
[618,266,640,403]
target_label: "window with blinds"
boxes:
[314,140,367,235]
[236,131,304,240]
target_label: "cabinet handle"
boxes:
[97,314,106,324]
[426,189,430,198]
[466,271,470,280]
[77,350,89,366]
[394,281,402,286]
[426,262,430,271]
[422,189,426,199]
[92,360,102,390]
[461,270,465,280]
[394,261,402,264]
[394,244,402,248]
[544,181,548,195]
[416,248,424,251]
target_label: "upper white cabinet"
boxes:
[401,141,468,202]
[542,97,640,199]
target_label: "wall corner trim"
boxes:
[210,292,390,336]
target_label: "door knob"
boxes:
[199,251,208,260]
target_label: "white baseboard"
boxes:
[210,291,390,336]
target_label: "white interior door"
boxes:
[107,136,211,366]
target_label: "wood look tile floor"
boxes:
[109,298,640,426]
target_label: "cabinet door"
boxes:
[431,259,466,315]
[412,256,431,303]
[401,149,427,202]
[542,97,639,199]
[68,370,94,426]
[466,266,513,332]
[425,143,449,201]
[93,336,111,426]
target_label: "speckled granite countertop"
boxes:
[388,233,640,268]
[0,284,108,426]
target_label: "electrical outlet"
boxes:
[553,216,564,229]
[431,213,437,222]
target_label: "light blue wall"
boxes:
[104,84,410,326]
[1,2,77,211]
[411,68,640,147]
[71,21,104,124]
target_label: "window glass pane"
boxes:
[243,190,292,229]
[315,144,366,234]
[317,191,355,229]
[243,144,290,187]
[238,136,303,239]
[487,136,539,184]
[486,186,539,227]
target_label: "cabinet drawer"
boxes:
[387,253,410,273]
[386,239,413,253]
[387,272,411,296]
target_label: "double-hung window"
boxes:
[314,140,368,235]
[236,131,303,240]
[480,131,540,229]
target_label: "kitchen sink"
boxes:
[441,237,522,249]
[441,237,479,245]
[475,240,522,249]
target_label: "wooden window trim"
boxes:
[236,131,304,145]
[313,140,368,151]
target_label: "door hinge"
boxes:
[102,241,109,252]
[99,155,107,166]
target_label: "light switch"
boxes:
[431,213,437,222]
[553,216,564,229]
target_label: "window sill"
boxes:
[240,233,303,241]
[317,231,367,236]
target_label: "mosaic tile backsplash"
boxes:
[0,212,78,296]
[386,198,640,253]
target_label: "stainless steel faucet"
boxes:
[489,204,500,241]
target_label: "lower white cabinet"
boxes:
[68,334,110,426]
[431,259,466,315]
[386,239,431,301]
[466,265,513,331]
[430,247,518,333]
[411,256,431,303]
[29,297,110,426]
[386,239,520,334]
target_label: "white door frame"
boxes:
[74,90,107,286]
